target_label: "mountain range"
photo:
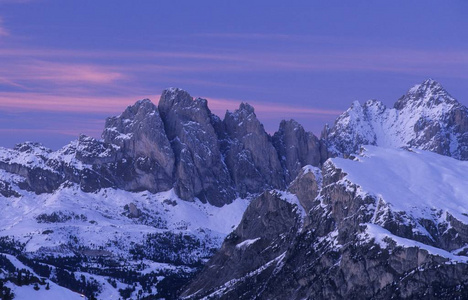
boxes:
[1,79,468,299]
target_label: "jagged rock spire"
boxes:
[223,102,285,196]
[272,119,322,183]
[158,88,236,206]
[101,98,175,192]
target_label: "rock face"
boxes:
[273,119,324,183]
[325,79,468,160]
[223,103,285,197]
[0,88,324,206]
[102,99,175,192]
[182,147,468,299]
[158,88,235,206]
[182,191,303,299]
[0,79,466,204]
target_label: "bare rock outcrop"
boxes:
[158,88,235,206]
[223,103,285,197]
[272,119,323,183]
[182,153,468,299]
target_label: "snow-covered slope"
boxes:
[332,146,468,254]
[0,187,248,254]
[333,145,468,222]
[0,180,248,299]
[1,253,85,300]
[326,79,468,160]
[3,80,468,299]
[183,146,468,299]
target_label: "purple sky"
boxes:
[0,1,467,149]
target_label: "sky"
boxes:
[0,1,467,149]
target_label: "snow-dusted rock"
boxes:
[325,79,468,160]
[3,81,468,299]
[183,146,468,299]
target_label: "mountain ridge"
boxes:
[2,78,468,299]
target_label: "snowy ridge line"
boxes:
[270,190,306,219]
[183,251,287,300]
[326,79,468,161]
[360,224,468,263]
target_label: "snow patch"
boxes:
[236,238,260,250]
[361,223,468,263]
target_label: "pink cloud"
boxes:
[0,17,8,36]
[0,89,342,123]
[205,97,342,120]
[1,47,467,78]
[0,127,102,137]
[0,92,145,113]
[0,60,125,85]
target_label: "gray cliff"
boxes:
[182,160,468,299]
[223,103,285,197]
[158,88,235,206]
[272,119,324,183]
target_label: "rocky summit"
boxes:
[324,79,468,160]
[2,79,468,299]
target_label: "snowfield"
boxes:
[0,183,249,299]
[0,187,249,254]
[332,146,468,260]
[332,146,468,223]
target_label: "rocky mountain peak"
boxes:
[279,118,300,129]
[13,141,52,154]
[101,98,175,192]
[238,102,255,114]
[121,98,157,118]
[158,87,195,114]
[224,102,260,137]
[157,88,235,206]
[394,78,456,110]
[102,98,169,157]
[222,102,285,197]
[363,99,385,109]
[325,79,468,160]
[158,88,213,133]
[272,119,322,183]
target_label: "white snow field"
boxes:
[332,146,468,259]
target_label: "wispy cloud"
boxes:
[193,33,300,40]
[205,97,342,120]
[0,92,143,113]
[0,127,102,137]
[1,47,467,77]
[0,60,126,86]
[0,17,8,36]
[0,88,342,123]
